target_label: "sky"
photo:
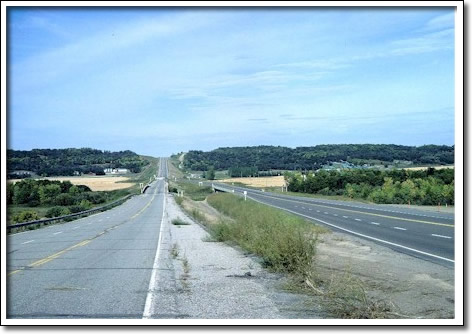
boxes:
[7,6,455,157]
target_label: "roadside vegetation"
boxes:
[6,156,160,226]
[6,178,134,225]
[170,180,402,318]
[285,167,454,206]
[168,181,213,201]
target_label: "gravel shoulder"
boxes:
[150,193,317,319]
[154,193,455,319]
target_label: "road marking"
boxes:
[53,232,63,235]
[247,195,454,264]
[8,239,92,276]
[308,208,312,211]
[432,234,452,239]
[143,176,167,318]
[355,218,362,221]
[343,216,349,218]
[73,226,80,230]
[393,227,407,231]
[21,240,34,245]
[99,219,103,222]
[371,222,380,225]
[246,191,454,228]
[316,210,320,213]
[301,207,306,209]
[333,214,338,216]
[324,212,329,214]
[132,190,157,219]
[87,223,92,225]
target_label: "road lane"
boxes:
[7,160,168,319]
[212,183,454,267]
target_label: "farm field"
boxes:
[8,176,135,191]
[220,175,285,188]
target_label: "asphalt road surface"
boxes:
[7,159,168,319]
[212,183,455,268]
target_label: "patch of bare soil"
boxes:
[316,233,454,319]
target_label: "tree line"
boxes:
[7,179,113,222]
[285,168,454,205]
[182,144,454,171]
[7,148,149,177]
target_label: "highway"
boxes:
[7,159,168,319]
[212,183,455,268]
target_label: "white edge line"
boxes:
[247,195,454,264]
[21,240,34,245]
[142,181,166,319]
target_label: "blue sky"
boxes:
[8,7,455,157]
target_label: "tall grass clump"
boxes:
[207,193,319,277]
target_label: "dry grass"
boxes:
[220,175,285,188]
[8,176,135,191]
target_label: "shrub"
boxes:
[12,211,39,224]
[46,206,71,218]
[54,193,76,206]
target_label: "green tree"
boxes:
[206,167,216,180]
[39,184,62,205]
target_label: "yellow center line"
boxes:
[249,191,454,228]
[131,187,158,219]
[8,240,92,276]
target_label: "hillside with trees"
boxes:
[181,144,454,171]
[7,148,149,177]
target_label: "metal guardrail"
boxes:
[7,194,134,232]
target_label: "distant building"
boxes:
[7,170,32,179]
[104,168,129,175]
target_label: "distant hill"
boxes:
[180,144,454,171]
[7,148,149,177]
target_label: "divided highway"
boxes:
[212,183,455,268]
[7,159,169,319]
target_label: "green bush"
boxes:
[54,193,76,206]
[46,206,71,218]
[68,205,84,213]
[12,211,39,224]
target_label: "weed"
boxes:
[170,243,179,259]
[171,218,190,226]
[179,254,191,291]
[174,196,184,206]
[190,209,206,223]
[206,193,324,278]
[303,269,400,319]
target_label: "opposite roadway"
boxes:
[7,159,169,319]
[211,183,455,268]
